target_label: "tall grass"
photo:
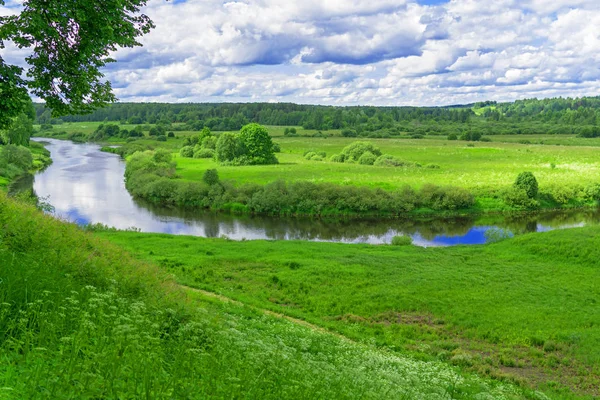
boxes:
[0,193,540,399]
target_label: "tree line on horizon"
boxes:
[34,96,600,138]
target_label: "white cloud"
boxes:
[2,0,600,105]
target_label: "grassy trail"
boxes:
[183,284,352,341]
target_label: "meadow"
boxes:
[0,192,544,399]
[99,226,600,398]
[38,122,600,197]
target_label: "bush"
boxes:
[273,143,281,153]
[216,132,243,163]
[419,184,475,211]
[504,187,539,209]
[330,153,345,163]
[0,145,33,171]
[374,154,404,167]
[156,135,167,142]
[179,146,194,158]
[341,129,357,137]
[202,136,217,150]
[310,155,324,161]
[341,141,382,162]
[194,148,215,159]
[514,172,538,198]
[304,151,317,160]
[203,169,220,185]
[448,133,458,140]
[358,151,377,165]
[391,235,412,246]
[167,131,175,138]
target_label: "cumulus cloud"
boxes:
[1,0,600,105]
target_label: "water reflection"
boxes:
[29,138,600,247]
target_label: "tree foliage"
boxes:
[514,172,538,199]
[0,0,156,129]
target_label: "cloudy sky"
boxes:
[2,0,600,106]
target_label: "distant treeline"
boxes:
[35,96,600,137]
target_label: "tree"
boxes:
[0,0,156,130]
[514,172,538,199]
[238,123,277,165]
[5,112,34,146]
[215,132,242,163]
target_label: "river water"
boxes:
[25,138,600,247]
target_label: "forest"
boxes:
[34,96,600,138]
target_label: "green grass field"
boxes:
[99,227,600,398]
[174,136,600,194]
[1,193,544,399]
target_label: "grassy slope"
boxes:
[99,228,600,398]
[0,193,539,399]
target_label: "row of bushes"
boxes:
[125,150,475,216]
[328,141,423,167]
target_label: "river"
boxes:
[24,138,600,247]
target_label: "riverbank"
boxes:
[122,145,600,219]
[0,141,52,191]
[99,225,600,398]
[0,191,542,399]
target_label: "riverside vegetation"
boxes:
[0,192,548,399]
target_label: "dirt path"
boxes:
[182,285,352,342]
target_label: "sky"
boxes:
[2,0,600,106]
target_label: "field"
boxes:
[1,193,542,399]
[99,227,600,398]
[37,123,600,197]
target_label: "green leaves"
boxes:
[0,0,156,126]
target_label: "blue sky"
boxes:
[2,0,600,105]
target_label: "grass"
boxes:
[37,123,600,195]
[98,227,600,398]
[174,137,600,194]
[0,192,542,399]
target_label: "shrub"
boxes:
[341,141,382,162]
[194,148,216,159]
[202,136,217,150]
[448,133,458,140]
[156,135,167,142]
[0,145,33,171]
[341,128,357,137]
[273,143,281,152]
[419,184,475,211]
[391,235,412,246]
[310,155,324,161]
[358,151,377,165]
[152,148,172,164]
[167,131,175,138]
[179,146,194,158]
[304,151,317,160]
[216,132,243,163]
[374,154,404,167]
[203,169,220,186]
[546,185,577,205]
[504,187,539,209]
[317,151,327,158]
[514,172,538,198]
[330,153,345,163]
